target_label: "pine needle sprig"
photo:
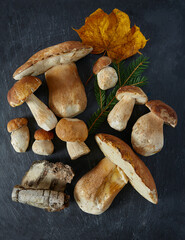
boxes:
[87,55,149,134]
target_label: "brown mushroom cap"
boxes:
[56,118,88,142]
[7,76,42,107]
[7,118,28,132]
[93,56,112,74]
[116,86,148,104]
[34,129,54,140]
[146,100,177,127]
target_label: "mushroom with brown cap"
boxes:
[95,133,158,204]
[7,118,30,153]
[107,86,148,131]
[131,100,178,156]
[93,56,118,90]
[56,118,90,160]
[13,41,93,80]
[7,76,58,131]
[74,157,128,215]
[32,129,54,156]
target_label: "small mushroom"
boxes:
[96,133,158,204]
[56,118,90,160]
[131,100,178,156]
[32,129,54,156]
[93,56,118,90]
[7,118,30,152]
[107,86,148,131]
[7,76,58,131]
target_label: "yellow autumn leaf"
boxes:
[74,8,147,62]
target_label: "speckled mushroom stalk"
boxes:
[7,118,30,153]
[56,118,90,160]
[7,76,58,131]
[107,86,148,131]
[131,100,178,156]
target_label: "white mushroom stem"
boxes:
[131,112,164,156]
[32,140,54,156]
[11,125,30,152]
[66,142,90,160]
[108,95,135,131]
[26,94,58,131]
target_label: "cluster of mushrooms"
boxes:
[7,41,177,214]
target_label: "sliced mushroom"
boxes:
[95,133,158,204]
[7,76,58,131]
[45,63,87,118]
[107,86,148,131]
[13,41,93,80]
[56,118,90,160]
[131,100,178,156]
[7,118,30,152]
[32,129,54,156]
[74,157,128,215]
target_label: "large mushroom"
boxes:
[95,133,158,204]
[108,86,148,131]
[7,76,58,131]
[7,118,30,153]
[131,100,178,156]
[74,157,128,215]
[56,118,90,160]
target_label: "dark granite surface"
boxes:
[0,0,185,239]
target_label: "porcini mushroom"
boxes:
[32,129,54,156]
[95,133,158,204]
[13,41,93,80]
[56,118,90,160]
[45,63,87,117]
[108,86,148,131]
[7,76,58,131]
[93,56,118,90]
[131,100,178,156]
[74,157,128,215]
[7,118,30,153]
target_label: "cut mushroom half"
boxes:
[7,118,30,153]
[74,157,128,215]
[56,118,90,160]
[7,76,58,131]
[32,129,54,156]
[95,133,158,204]
[131,100,178,156]
[108,86,148,131]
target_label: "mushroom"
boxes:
[131,100,178,156]
[32,129,54,156]
[7,118,30,153]
[95,133,158,204]
[107,86,148,131]
[13,41,93,80]
[93,56,118,90]
[7,76,58,131]
[55,118,90,160]
[45,63,87,118]
[74,157,128,215]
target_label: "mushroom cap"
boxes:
[116,86,148,104]
[7,76,42,107]
[34,129,54,140]
[93,56,112,74]
[146,100,177,127]
[56,118,88,142]
[95,133,158,204]
[7,118,28,132]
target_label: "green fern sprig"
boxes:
[94,76,106,109]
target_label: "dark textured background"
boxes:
[0,0,185,239]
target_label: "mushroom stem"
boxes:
[131,112,164,156]
[26,94,58,131]
[11,125,30,152]
[32,140,54,156]
[66,141,90,160]
[108,96,135,131]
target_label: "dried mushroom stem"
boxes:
[66,141,90,160]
